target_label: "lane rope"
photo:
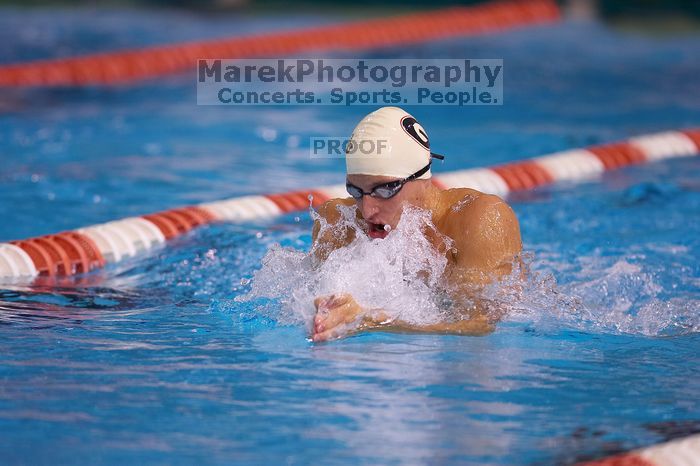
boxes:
[576,433,700,466]
[1,127,698,280]
[0,0,559,87]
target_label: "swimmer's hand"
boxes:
[312,293,495,342]
[312,293,365,342]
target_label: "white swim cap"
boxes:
[345,107,440,180]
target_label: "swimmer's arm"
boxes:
[425,197,524,327]
[451,195,522,276]
[359,310,494,336]
[312,294,493,342]
[428,196,524,327]
[444,195,523,290]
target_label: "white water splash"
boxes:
[499,255,700,336]
[238,204,454,330]
[237,204,700,337]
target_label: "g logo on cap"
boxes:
[401,117,430,150]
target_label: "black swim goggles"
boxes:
[346,153,445,200]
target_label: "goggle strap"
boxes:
[405,161,432,182]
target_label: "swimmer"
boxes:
[311,107,522,342]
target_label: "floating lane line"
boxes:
[0,0,559,87]
[0,127,698,280]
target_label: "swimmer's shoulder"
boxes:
[438,187,505,214]
[437,188,521,270]
[437,187,516,230]
[316,197,356,225]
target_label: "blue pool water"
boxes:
[1,7,700,465]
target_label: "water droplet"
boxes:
[287,135,300,148]
[258,127,277,142]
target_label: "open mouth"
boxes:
[368,222,390,239]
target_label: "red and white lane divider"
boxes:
[577,433,700,466]
[0,128,698,280]
[0,0,559,87]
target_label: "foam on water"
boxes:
[482,252,700,337]
[239,204,454,330]
[239,203,700,338]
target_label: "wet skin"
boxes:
[310,175,523,342]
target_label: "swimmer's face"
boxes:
[346,174,431,239]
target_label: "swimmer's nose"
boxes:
[359,197,380,221]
